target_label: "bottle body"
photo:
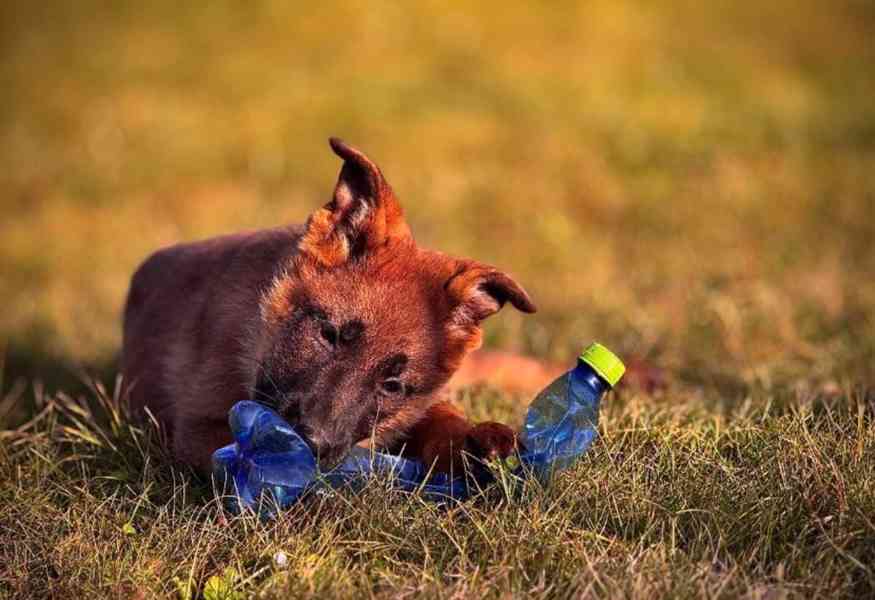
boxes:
[519,359,611,474]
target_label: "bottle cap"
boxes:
[579,342,625,387]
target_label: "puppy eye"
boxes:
[380,378,404,395]
[320,322,339,346]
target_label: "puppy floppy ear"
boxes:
[443,260,537,357]
[296,138,412,270]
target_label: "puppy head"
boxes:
[255,138,535,467]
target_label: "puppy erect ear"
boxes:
[296,138,412,270]
[443,260,537,364]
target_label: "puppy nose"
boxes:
[281,404,301,425]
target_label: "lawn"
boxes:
[2,0,875,598]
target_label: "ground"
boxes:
[1,1,874,598]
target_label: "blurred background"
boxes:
[2,0,874,405]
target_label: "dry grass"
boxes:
[2,0,875,597]
[2,379,873,598]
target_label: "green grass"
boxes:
[2,380,873,598]
[2,0,875,597]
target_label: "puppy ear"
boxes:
[444,260,537,355]
[296,138,412,270]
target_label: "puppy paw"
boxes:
[464,422,520,463]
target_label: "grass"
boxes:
[2,379,873,598]
[2,0,875,597]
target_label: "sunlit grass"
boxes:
[2,378,873,598]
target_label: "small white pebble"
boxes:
[273,551,288,568]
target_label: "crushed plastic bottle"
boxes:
[518,342,626,475]
[213,342,625,515]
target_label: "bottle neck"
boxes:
[573,359,612,395]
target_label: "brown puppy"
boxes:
[122,138,536,474]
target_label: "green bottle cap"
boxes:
[579,342,625,387]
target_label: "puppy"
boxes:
[121,138,536,474]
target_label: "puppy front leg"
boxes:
[402,401,519,474]
[173,416,233,475]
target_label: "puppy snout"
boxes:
[305,434,348,469]
[295,424,334,466]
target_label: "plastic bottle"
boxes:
[517,342,625,476]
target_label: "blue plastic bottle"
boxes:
[517,342,626,477]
